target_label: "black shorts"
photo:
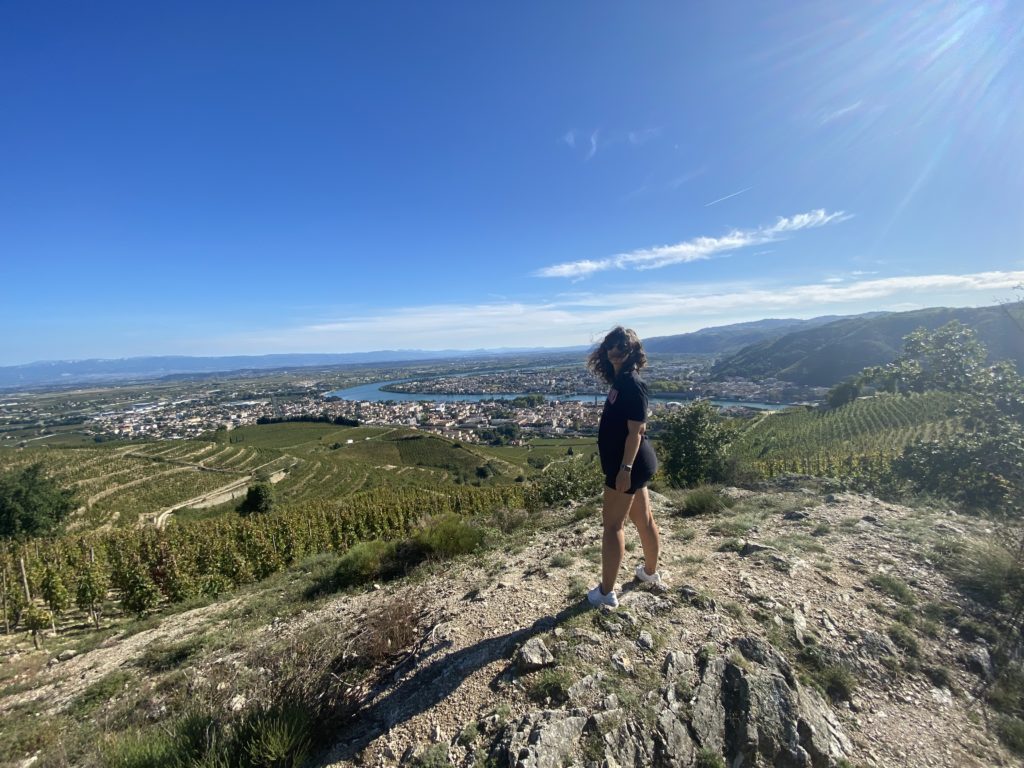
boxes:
[603,438,657,495]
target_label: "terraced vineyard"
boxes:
[0,422,580,533]
[729,391,963,477]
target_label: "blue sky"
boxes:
[2,1,1022,365]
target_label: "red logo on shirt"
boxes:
[608,388,618,404]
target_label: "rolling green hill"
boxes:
[712,303,1024,386]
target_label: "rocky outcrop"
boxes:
[493,709,588,768]
[492,636,852,767]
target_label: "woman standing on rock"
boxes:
[586,326,662,609]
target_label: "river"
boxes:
[324,379,790,411]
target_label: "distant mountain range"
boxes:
[711,303,1024,387]
[5,304,1021,391]
[643,315,880,355]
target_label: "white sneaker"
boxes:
[635,564,663,586]
[587,584,619,609]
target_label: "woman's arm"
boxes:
[615,419,646,492]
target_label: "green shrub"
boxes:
[138,637,205,672]
[456,721,479,747]
[951,540,1024,610]
[659,401,732,488]
[535,459,602,506]
[491,506,530,533]
[820,666,857,702]
[956,617,1001,644]
[708,516,756,537]
[868,573,915,605]
[330,540,395,589]
[695,748,726,768]
[996,715,1024,756]
[528,667,573,706]
[681,487,728,516]
[415,744,451,768]
[234,704,312,768]
[923,665,954,690]
[414,513,484,559]
[101,730,177,768]
[887,623,920,657]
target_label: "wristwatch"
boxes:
[620,463,633,471]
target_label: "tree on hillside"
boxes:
[0,464,76,539]
[864,323,1024,514]
[861,321,988,394]
[238,483,275,516]
[826,380,861,409]
[659,401,732,488]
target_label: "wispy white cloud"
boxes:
[628,127,661,145]
[586,130,599,161]
[535,209,850,279]
[819,100,864,125]
[562,130,576,149]
[704,186,753,207]
[212,270,1024,355]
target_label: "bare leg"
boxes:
[628,487,660,576]
[601,487,634,595]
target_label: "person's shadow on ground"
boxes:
[320,599,593,763]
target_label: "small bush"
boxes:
[101,729,177,768]
[721,600,744,619]
[415,744,450,767]
[357,594,420,665]
[956,617,1001,644]
[798,646,857,702]
[549,552,574,568]
[821,666,857,702]
[331,540,396,589]
[491,506,530,533]
[456,721,479,747]
[996,715,1024,756]
[868,573,916,605]
[101,710,221,768]
[681,487,728,516]
[535,459,602,506]
[951,540,1024,610]
[528,667,574,706]
[234,704,312,768]
[695,748,726,768]
[138,637,205,672]
[887,623,920,657]
[414,513,484,558]
[923,665,954,690]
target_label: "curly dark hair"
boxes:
[587,326,647,386]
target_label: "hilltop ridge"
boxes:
[2,484,1017,767]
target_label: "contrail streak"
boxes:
[705,186,753,207]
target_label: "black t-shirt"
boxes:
[598,369,650,475]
